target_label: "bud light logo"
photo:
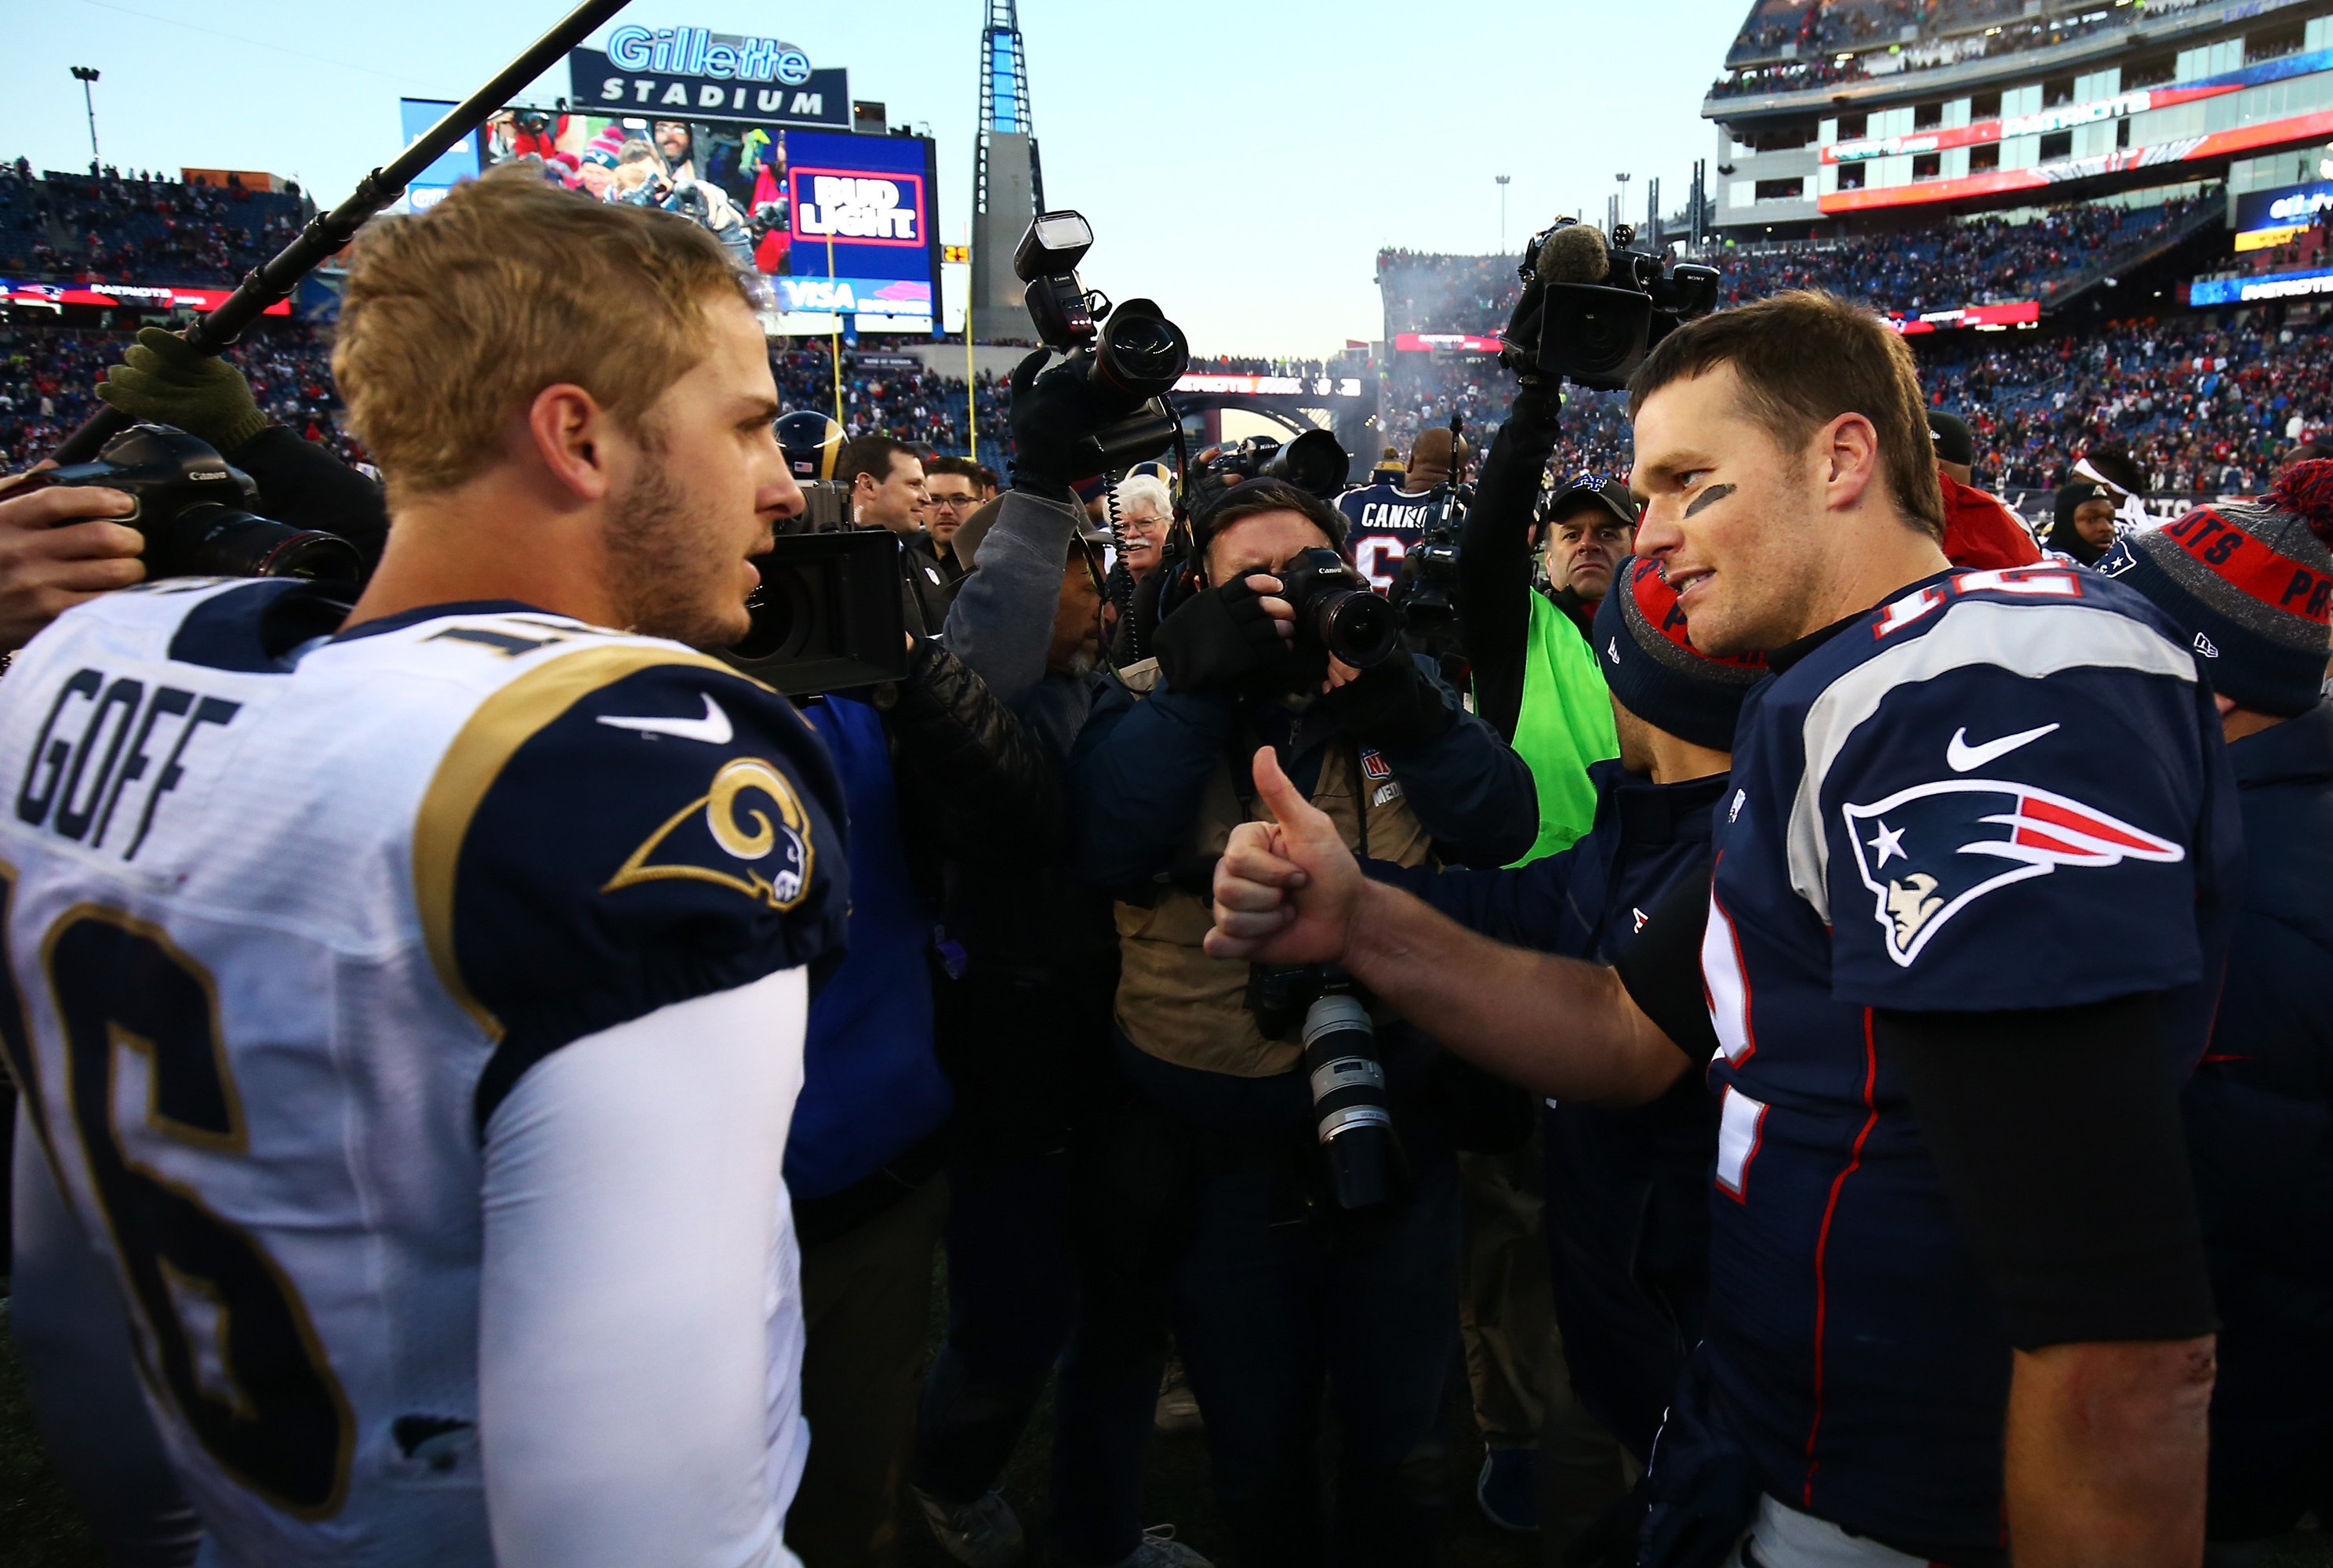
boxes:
[790,170,924,245]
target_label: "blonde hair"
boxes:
[333,162,761,500]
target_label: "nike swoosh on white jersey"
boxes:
[1946,721,2059,771]
[596,694,734,745]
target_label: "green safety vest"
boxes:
[1500,592,1619,866]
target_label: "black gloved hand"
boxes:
[1320,655,1455,752]
[1007,347,1113,497]
[96,326,269,455]
[1151,575,1288,693]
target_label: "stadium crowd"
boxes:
[0,161,305,285]
[1710,0,2164,96]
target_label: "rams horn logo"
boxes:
[1844,777,2182,967]
[603,757,815,910]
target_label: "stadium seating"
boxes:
[0,162,303,285]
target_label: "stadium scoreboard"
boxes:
[398,23,939,336]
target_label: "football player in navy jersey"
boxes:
[1209,291,2236,1568]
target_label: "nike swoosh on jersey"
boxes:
[1945,721,2059,772]
[596,694,734,745]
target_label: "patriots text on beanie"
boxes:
[2102,459,2333,715]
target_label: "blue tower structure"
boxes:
[970,0,1043,342]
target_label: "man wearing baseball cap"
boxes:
[2102,463,2333,1555]
[1461,470,1639,869]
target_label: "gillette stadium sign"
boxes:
[570,25,849,128]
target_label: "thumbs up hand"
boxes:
[1205,746,1365,965]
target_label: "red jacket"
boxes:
[1939,472,2041,571]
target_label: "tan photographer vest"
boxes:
[1112,668,1435,1078]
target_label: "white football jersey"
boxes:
[0,579,846,1563]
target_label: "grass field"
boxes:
[6,1292,2332,1567]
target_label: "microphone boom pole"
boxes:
[49,0,635,464]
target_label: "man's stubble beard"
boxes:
[607,450,752,649]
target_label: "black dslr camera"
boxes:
[1195,429,1350,500]
[1277,546,1401,670]
[1502,220,1720,392]
[1015,210,1189,471]
[31,424,362,581]
[1248,964,1408,1212]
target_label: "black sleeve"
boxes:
[1610,860,1719,1064]
[1456,384,1562,742]
[1877,996,2217,1351]
[231,425,391,572]
[884,637,1067,862]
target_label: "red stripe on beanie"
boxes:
[2157,507,2333,626]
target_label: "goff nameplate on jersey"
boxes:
[0,575,847,1557]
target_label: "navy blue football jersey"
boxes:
[1335,481,1450,594]
[1697,564,2240,1551]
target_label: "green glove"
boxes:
[95,326,270,455]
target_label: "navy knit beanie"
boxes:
[1590,557,1767,750]
[2101,459,2333,716]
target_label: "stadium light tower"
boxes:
[969,0,1044,343]
[1495,173,1510,254]
[70,67,100,171]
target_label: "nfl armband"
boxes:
[1611,862,1720,1065]
[414,650,851,1126]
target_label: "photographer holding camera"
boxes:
[1070,475,1534,1562]
[0,322,392,655]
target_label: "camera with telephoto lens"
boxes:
[1015,209,1189,472]
[1276,545,1401,670]
[1247,964,1408,1212]
[1503,220,1720,392]
[30,424,362,582]
[1196,429,1351,499]
[718,409,909,696]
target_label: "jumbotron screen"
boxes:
[474,108,939,332]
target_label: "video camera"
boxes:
[718,409,910,698]
[1015,210,1189,473]
[27,424,362,582]
[1501,220,1719,392]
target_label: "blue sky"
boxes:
[5,0,1751,354]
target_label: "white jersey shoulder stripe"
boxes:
[1783,596,2195,923]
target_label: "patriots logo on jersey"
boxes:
[603,755,816,911]
[1844,777,2183,965]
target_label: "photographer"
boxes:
[908,347,1220,1568]
[0,325,390,656]
[1070,479,1535,1563]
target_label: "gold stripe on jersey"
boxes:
[412,644,755,1044]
